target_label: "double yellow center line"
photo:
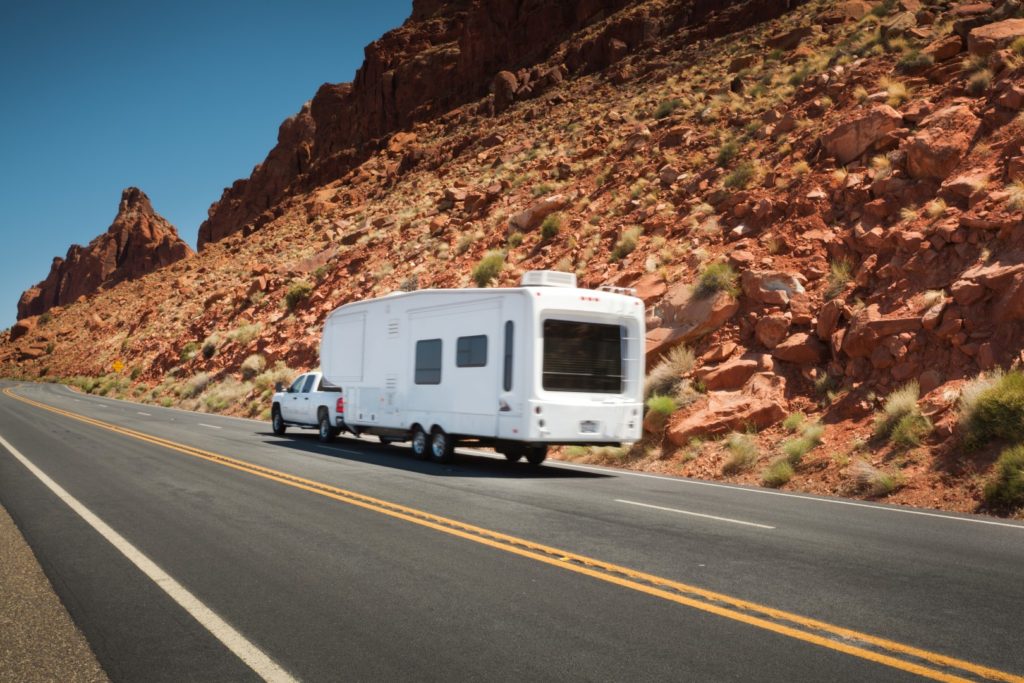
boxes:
[4,386,1020,683]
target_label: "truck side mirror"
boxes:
[275,382,284,393]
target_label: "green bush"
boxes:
[646,394,678,416]
[228,323,261,346]
[472,250,505,287]
[696,262,739,297]
[653,98,682,119]
[873,381,921,440]
[201,333,220,360]
[180,341,199,362]
[889,413,932,449]
[783,412,806,433]
[716,140,740,167]
[960,370,1024,447]
[541,213,562,240]
[762,458,794,488]
[723,161,756,189]
[507,231,524,248]
[285,280,313,310]
[781,421,824,465]
[896,50,933,73]
[984,445,1024,511]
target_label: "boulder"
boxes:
[923,34,963,61]
[903,105,980,181]
[646,289,739,366]
[821,105,903,164]
[9,319,34,341]
[766,26,813,51]
[968,19,1024,57]
[817,299,844,340]
[755,313,791,349]
[772,333,827,365]
[740,270,806,305]
[507,194,569,232]
[698,353,773,390]
[666,373,786,443]
[633,273,667,305]
[492,70,518,113]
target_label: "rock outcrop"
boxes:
[197,0,805,248]
[17,188,192,319]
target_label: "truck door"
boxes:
[282,374,306,422]
[298,374,317,423]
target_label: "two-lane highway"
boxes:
[1,381,1022,681]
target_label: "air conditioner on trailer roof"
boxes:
[519,270,577,288]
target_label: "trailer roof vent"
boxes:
[520,270,578,288]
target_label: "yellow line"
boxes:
[3,386,1020,683]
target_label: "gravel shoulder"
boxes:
[0,502,108,683]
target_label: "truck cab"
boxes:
[270,371,345,442]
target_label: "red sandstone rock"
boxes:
[698,353,772,390]
[923,33,963,60]
[755,313,791,349]
[772,332,827,365]
[968,18,1024,56]
[666,373,786,443]
[17,188,192,319]
[821,105,903,164]
[508,194,570,232]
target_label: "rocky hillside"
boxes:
[16,188,192,320]
[5,0,1024,517]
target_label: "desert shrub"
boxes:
[696,262,739,297]
[532,183,554,197]
[959,370,1024,447]
[228,323,261,346]
[644,345,695,399]
[563,445,589,458]
[724,161,756,189]
[983,445,1024,511]
[967,69,993,96]
[850,459,903,497]
[873,381,926,446]
[541,213,562,239]
[182,372,211,399]
[782,412,806,432]
[722,432,759,474]
[896,50,933,73]
[201,378,251,413]
[825,258,852,298]
[455,232,476,255]
[646,394,678,416]
[285,280,313,310]
[38,312,53,325]
[715,139,740,167]
[255,361,295,395]
[924,198,947,219]
[507,231,524,248]
[654,98,682,119]
[180,341,199,362]
[1006,181,1024,211]
[472,250,505,287]
[781,421,824,465]
[240,354,266,380]
[611,227,641,260]
[792,160,810,176]
[762,458,794,488]
[201,333,221,360]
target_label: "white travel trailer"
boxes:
[320,271,645,465]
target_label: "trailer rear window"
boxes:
[542,320,623,393]
[414,339,442,385]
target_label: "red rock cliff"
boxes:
[17,188,193,319]
[198,0,800,248]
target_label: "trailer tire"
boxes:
[502,447,523,463]
[430,428,454,463]
[318,410,335,443]
[271,406,286,435]
[524,445,548,466]
[410,426,429,460]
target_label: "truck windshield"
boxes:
[542,319,623,393]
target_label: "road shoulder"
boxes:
[0,502,108,683]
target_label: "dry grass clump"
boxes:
[201,378,251,413]
[644,345,695,399]
[825,258,852,299]
[182,372,211,399]
[228,323,261,346]
[873,381,931,448]
[781,421,824,465]
[722,432,759,474]
[240,354,266,380]
[696,262,739,297]
[254,361,295,395]
[761,458,794,488]
[984,445,1024,511]
[924,198,946,220]
[472,250,505,287]
[1006,181,1024,211]
[849,459,903,497]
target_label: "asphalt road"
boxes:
[0,381,1022,682]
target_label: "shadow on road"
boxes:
[260,432,609,479]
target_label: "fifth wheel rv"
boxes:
[320,270,644,465]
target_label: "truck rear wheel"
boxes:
[271,406,286,435]
[525,445,547,466]
[410,427,429,460]
[318,410,336,443]
[430,429,454,463]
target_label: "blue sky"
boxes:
[0,0,412,330]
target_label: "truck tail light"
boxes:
[336,397,345,415]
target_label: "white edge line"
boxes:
[199,423,222,430]
[555,461,1024,530]
[137,411,151,416]
[0,432,295,683]
[616,499,775,529]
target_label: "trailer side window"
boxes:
[503,322,513,391]
[456,335,487,368]
[414,339,442,385]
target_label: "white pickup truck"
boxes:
[271,371,345,442]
